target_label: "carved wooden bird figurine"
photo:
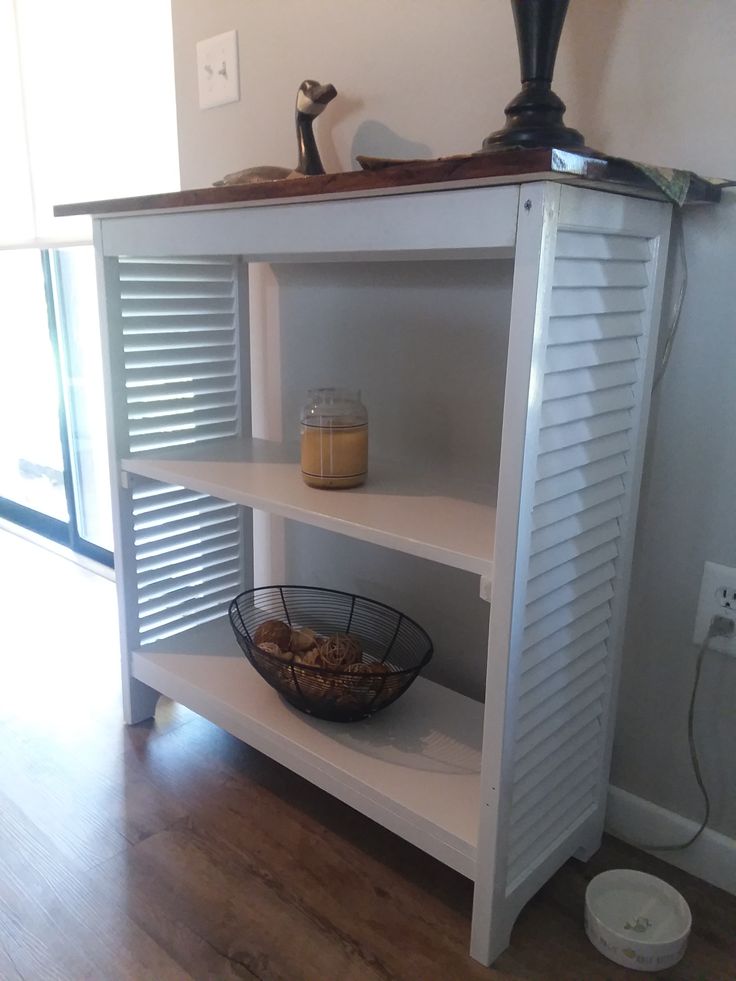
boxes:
[214,79,337,185]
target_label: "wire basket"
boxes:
[228,585,433,722]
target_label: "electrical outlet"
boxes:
[693,561,736,655]
[196,30,239,109]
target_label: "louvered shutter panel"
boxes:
[132,478,244,646]
[118,257,241,454]
[506,228,654,890]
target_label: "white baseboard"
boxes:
[606,785,736,896]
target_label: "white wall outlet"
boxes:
[196,30,239,109]
[693,561,736,655]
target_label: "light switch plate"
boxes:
[196,30,239,109]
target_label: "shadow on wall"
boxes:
[352,121,431,168]
[316,92,363,174]
[563,0,629,153]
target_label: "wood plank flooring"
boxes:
[0,529,734,980]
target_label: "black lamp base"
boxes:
[481,82,584,151]
[480,0,585,153]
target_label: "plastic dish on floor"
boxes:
[584,868,691,972]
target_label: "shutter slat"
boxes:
[548,313,644,345]
[534,456,628,507]
[525,563,616,627]
[543,361,639,401]
[517,670,608,742]
[538,411,632,454]
[139,573,243,620]
[134,499,234,532]
[138,585,240,635]
[129,408,238,438]
[553,259,650,288]
[528,519,621,579]
[120,282,233,300]
[526,542,619,604]
[138,558,241,603]
[123,314,236,332]
[121,297,234,316]
[533,476,626,530]
[537,431,631,481]
[510,752,600,833]
[551,287,646,318]
[531,496,624,554]
[508,787,597,877]
[520,639,609,698]
[124,332,235,354]
[522,584,614,652]
[541,385,635,427]
[128,395,236,421]
[521,603,612,673]
[545,338,640,373]
[554,231,651,261]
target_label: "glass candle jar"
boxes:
[300,388,368,489]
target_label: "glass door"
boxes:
[0,247,113,565]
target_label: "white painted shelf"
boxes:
[132,616,482,877]
[93,179,675,965]
[122,437,497,577]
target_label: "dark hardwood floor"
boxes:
[0,529,734,980]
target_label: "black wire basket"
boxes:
[228,585,433,722]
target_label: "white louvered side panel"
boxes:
[131,478,245,645]
[117,257,241,454]
[506,227,654,891]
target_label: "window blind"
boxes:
[0,0,179,249]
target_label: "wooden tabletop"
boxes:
[54,146,723,218]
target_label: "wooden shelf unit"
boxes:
[84,175,674,966]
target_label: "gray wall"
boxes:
[170,0,736,839]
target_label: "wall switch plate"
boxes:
[693,560,736,655]
[196,30,239,109]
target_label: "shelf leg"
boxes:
[573,822,604,863]
[469,902,516,967]
[122,676,160,725]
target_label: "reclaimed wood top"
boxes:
[54,147,722,218]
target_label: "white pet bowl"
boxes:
[585,869,691,972]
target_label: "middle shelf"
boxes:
[122,437,497,577]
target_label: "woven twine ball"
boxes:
[317,633,363,669]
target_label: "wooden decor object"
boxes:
[481,0,584,151]
[214,79,337,185]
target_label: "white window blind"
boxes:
[1,0,179,249]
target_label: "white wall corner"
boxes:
[606,785,736,897]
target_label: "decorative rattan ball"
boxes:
[290,627,320,653]
[317,633,363,669]
[253,619,292,650]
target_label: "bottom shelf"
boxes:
[132,617,482,878]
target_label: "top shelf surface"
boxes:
[54,147,722,218]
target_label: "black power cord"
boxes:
[627,614,734,852]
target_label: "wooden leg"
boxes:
[122,676,160,725]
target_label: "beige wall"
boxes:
[170,0,736,839]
